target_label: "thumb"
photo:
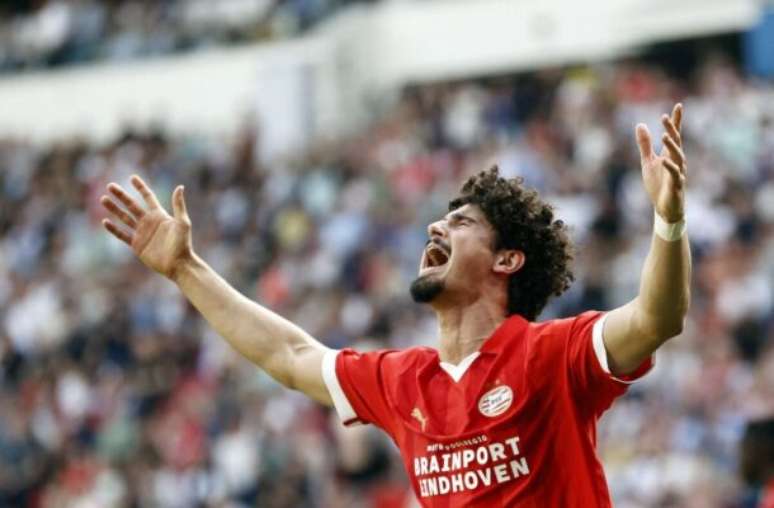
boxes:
[172,185,190,224]
[635,123,654,161]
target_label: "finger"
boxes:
[661,114,682,147]
[108,183,145,219]
[663,159,684,188]
[101,196,138,229]
[131,175,162,210]
[662,134,685,167]
[636,123,654,161]
[671,103,683,131]
[172,185,190,224]
[102,219,133,246]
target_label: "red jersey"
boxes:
[322,311,653,507]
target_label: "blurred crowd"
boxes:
[0,55,773,508]
[0,0,377,73]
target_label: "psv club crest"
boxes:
[478,385,514,418]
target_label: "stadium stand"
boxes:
[0,48,772,506]
[0,0,376,73]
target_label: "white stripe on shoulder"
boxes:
[592,313,611,374]
[592,313,647,385]
[321,349,362,426]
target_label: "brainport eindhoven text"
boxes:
[414,434,530,498]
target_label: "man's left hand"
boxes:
[636,103,686,223]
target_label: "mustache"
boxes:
[425,238,451,253]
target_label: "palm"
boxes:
[101,176,193,279]
[132,211,190,276]
[635,104,687,223]
[641,147,683,221]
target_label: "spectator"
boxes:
[0,0,378,73]
[0,57,772,507]
[740,417,774,508]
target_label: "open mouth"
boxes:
[423,242,450,270]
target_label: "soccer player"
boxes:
[100,103,690,506]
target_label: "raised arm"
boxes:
[101,176,332,406]
[602,103,691,375]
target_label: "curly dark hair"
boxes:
[448,166,574,321]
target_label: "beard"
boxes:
[409,274,445,303]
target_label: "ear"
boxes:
[493,249,525,275]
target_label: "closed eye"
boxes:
[449,215,474,227]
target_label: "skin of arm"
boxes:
[101,176,333,406]
[174,254,333,405]
[602,103,692,375]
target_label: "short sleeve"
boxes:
[565,311,654,417]
[321,348,400,435]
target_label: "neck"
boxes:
[435,298,508,365]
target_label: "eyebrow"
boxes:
[445,212,477,223]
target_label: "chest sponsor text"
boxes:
[413,434,530,498]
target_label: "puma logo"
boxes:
[411,407,428,431]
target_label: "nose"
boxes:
[427,220,447,240]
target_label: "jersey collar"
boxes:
[439,352,481,382]
[437,314,529,383]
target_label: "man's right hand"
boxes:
[101,175,193,281]
[100,174,333,406]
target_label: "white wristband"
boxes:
[654,211,686,241]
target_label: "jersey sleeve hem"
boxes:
[321,349,363,426]
[592,313,654,384]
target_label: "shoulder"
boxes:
[336,345,437,372]
[531,310,604,338]
[369,345,437,361]
[522,310,605,356]
[380,346,438,371]
[325,346,438,430]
